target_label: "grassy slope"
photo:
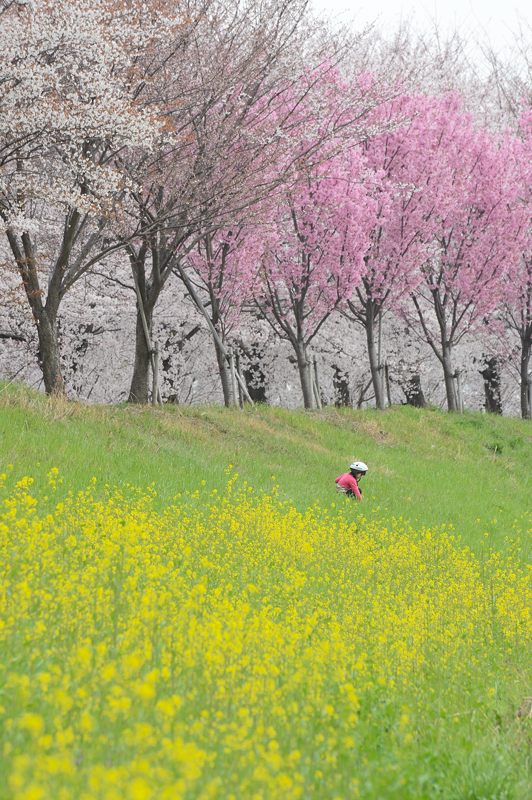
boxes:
[0,382,530,555]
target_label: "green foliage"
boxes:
[0,382,530,555]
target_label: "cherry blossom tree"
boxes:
[182,223,264,406]
[119,3,384,403]
[406,96,524,411]
[173,59,386,408]
[254,149,377,409]
[498,113,531,419]
[342,95,433,409]
[479,41,532,419]
[115,0,316,402]
[479,23,532,124]
[0,0,174,394]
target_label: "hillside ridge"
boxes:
[0,381,530,554]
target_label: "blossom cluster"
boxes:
[0,470,530,798]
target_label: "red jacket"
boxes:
[335,473,362,500]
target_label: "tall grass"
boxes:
[0,383,530,554]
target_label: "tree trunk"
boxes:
[5,229,65,396]
[366,309,385,410]
[35,309,65,396]
[520,335,531,420]
[402,374,426,408]
[128,305,153,404]
[333,365,350,407]
[479,356,502,415]
[214,337,236,407]
[241,343,267,403]
[440,342,459,412]
[294,341,315,410]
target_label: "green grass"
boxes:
[0,381,530,555]
[0,381,530,799]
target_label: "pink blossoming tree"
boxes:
[254,149,377,408]
[498,113,532,418]
[406,96,524,411]
[342,95,434,409]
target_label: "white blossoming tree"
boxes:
[0,0,176,394]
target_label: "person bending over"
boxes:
[335,461,368,501]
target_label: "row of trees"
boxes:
[1,0,530,416]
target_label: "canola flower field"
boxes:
[0,467,530,800]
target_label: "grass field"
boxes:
[0,381,530,553]
[0,383,530,798]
